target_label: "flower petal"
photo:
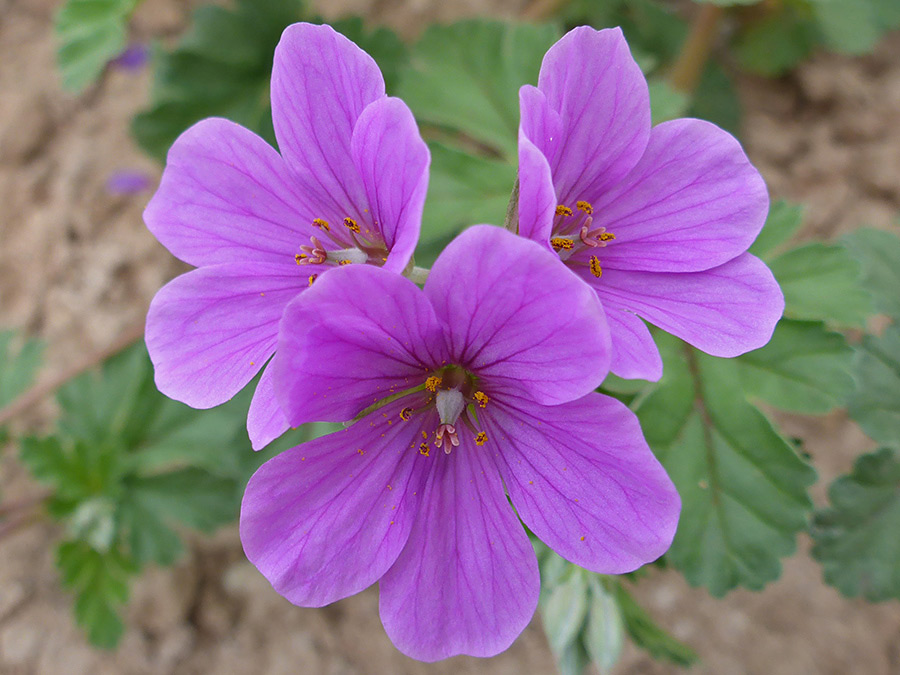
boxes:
[246,364,290,450]
[594,118,769,273]
[379,437,539,661]
[240,402,429,607]
[271,22,384,223]
[274,265,447,427]
[535,27,650,204]
[489,393,680,574]
[146,263,305,409]
[605,308,663,382]
[516,125,557,248]
[350,96,429,273]
[144,118,313,267]
[425,226,610,406]
[591,253,784,357]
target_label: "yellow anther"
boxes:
[343,217,360,233]
[576,200,593,214]
[589,256,602,278]
[550,237,574,252]
[425,376,442,392]
[422,430,428,440]
[473,391,489,408]
[475,431,488,446]
[599,232,615,242]
[339,259,352,266]
[419,442,431,457]
[399,407,413,421]
[308,274,318,286]
[555,204,573,217]
[312,218,330,231]
[295,253,305,264]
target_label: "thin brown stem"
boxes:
[668,4,725,94]
[0,509,44,542]
[0,490,52,517]
[0,321,145,428]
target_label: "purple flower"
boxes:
[106,169,151,194]
[143,23,430,449]
[110,43,150,71]
[517,27,784,381]
[240,226,679,661]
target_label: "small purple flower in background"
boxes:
[240,226,679,661]
[143,23,429,449]
[110,43,150,71]
[106,169,151,195]
[518,26,783,381]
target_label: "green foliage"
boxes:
[19,343,259,647]
[417,142,517,266]
[768,242,872,328]
[614,583,697,666]
[537,544,695,671]
[399,20,560,162]
[55,0,141,93]
[848,324,900,450]
[57,541,136,648]
[736,320,853,414]
[843,227,900,318]
[636,334,817,596]
[132,0,407,160]
[688,62,742,135]
[733,9,818,78]
[811,448,900,600]
[397,20,559,263]
[748,201,804,258]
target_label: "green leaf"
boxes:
[55,0,140,93]
[842,227,900,318]
[694,0,758,5]
[583,578,624,672]
[811,447,900,600]
[733,10,818,76]
[398,20,560,161]
[416,142,516,266]
[688,62,741,135]
[636,334,816,595]
[128,469,237,532]
[0,331,42,409]
[542,569,590,653]
[736,319,854,414]
[768,242,872,327]
[648,79,690,125]
[811,0,882,55]
[848,325,900,449]
[749,200,804,259]
[57,540,136,648]
[132,0,305,160]
[614,583,697,666]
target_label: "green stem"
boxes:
[407,266,431,285]
[668,4,724,94]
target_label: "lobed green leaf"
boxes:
[637,334,816,596]
[811,448,900,601]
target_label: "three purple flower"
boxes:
[143,22,782,662]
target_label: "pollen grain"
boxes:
[343,217,360,233]
[576,200,594,214]
[475,431,488,446]
[474,391,489,408]
[555,204,573,217]
[589,256,602,278]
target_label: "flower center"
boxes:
[294,213,389,278]
[399,365,490,455]
[550,199,615,278]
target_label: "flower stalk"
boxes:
[668,4,724,94]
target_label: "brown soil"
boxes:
[1,0,899,673]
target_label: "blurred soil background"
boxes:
[1,0,899,673]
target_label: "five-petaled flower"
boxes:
[517,26,784,381]
[143,23,429,449]
[240,226,680,662]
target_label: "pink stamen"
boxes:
[298,236,327,265]
[434,424,460,454]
